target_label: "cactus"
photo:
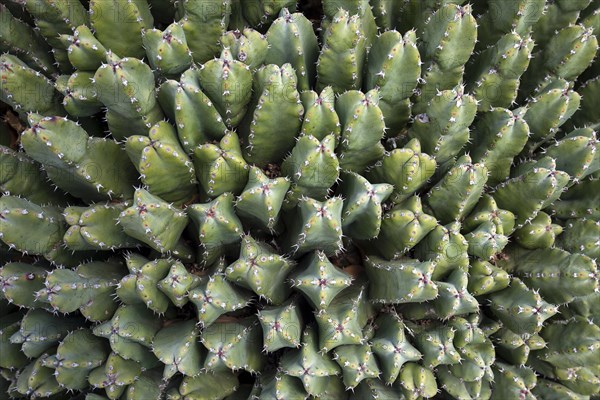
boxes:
[335,89,386,172]
[488,278,558,335]
[368,195,438,259]
[289,251,352,310]
[409,86,478,166]
[220,28,268,70]
[265,8,318,91]
[189,267,252,327]
[56,71,103,117]
[281,133,339,205]
[234,165,290,232]
[188,192,244,265]
[239,63,303,166]
[413,222,469,280]
[142,23,193,77]
[194,131,249,198]
[0,195,65,257]
[0,54,64,117]
[316,10,368,94]
[93,304,161,366]
[365,30,422,133]
[64,202,140,251]
[280,324,343,397]
[118,189,189,254]
[93,53,164,138]
[558,218,600,258]
[2,1,600,398]
[225,235,294,304]
[367,138,436,204]
[152,319,205,379]
[498,246,599,304]
[65,25,108,71]
[21,114,137,201]
[371,312,422,384]
[365,255,438,304]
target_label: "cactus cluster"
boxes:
[0,0,599,399]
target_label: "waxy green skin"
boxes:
[167,370,238,399]
[289,251,352,310]
[2,0,600,398]
[409,87,478,166]
[399,268,479,320]
[56,71,102,117]
[281,324,343,397]
[198,49,253,128]
[225,235,294,304]
[18,0,88,73]
[0,54,64,117]
[193,131,249,198]
[492,326,546,366]
[65,25,108,71]
[542,128,599,183]
[365,256,438,304]
[257,298,303,351]
[117,255,174,314]
[498,246,598,305]
[413,4,478,113]
[558,218,600,259]
[93,304,161,366]
[397,362,438,400]
[152,319,204,379]
[0,3,57,75]
[467,33,534,110]
[282,133,340,207]
[469,108,531,186]
[492,157,570,227]
[283,196,344,257]
[415,224,468,281]
[202,317,266,373]
[370,312,421,384]
[314,282,373,352]
[127,121,197,206]
[176,0,230,64]
[337,171,393,240]
[476,0,545,49]
[235,166,290,232]
[299,86,340,144]
[90,0,153,59]
[38,261,127,322]
[367,138,436,204]
[119,189,189,254]
[266,8,318,91]
[21,114,137,202]
[368,195,438,259]
[64,202,141,251]
[188,192,244,265]
[220,28,268,71]
[93,53,164,139]
[239,63,304,166]
[526,24,598,91]
[488,278,558,335]
[0,196,65,257]
[194,264,248,325]
[0,145,70,206]
[335,89,386,173]
[0,263,49,308]
[365,30,421,134]
[426,155,488,224]
[316,10,368,94]
[142,23,193,77]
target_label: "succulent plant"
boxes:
[0,0,599,399]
